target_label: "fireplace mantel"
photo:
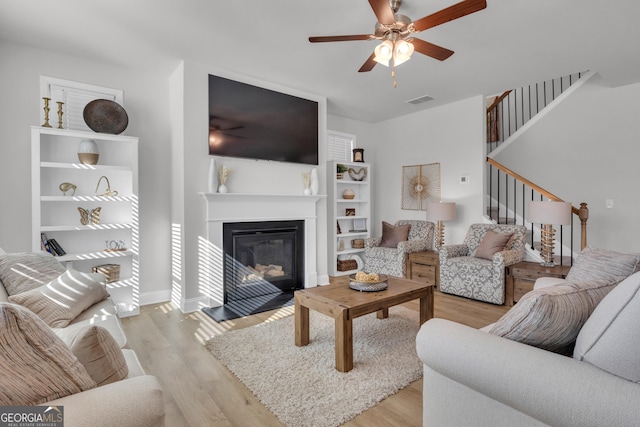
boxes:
[200,192,325,307]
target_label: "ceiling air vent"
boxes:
[405,95,434,105]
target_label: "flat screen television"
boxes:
[208,74,319,165]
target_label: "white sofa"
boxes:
[417,248,640,426]
[0,250,165,427]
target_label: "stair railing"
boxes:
[486,72,587,153]
[486,157,588,266]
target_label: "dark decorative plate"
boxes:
[83,99,128,134]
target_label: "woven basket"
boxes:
[351,239,364,249]
[337,259,358,271]
[92,263,120,283]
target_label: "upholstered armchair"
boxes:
[364,220,435,278]
[439,223,527,304]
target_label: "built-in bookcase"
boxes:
[327,160,372,276]
[31,126,139,317]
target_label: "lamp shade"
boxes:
[393,40,414,66]
[427,201,457,221]
[528,201,572,225]
[373,40,393,66]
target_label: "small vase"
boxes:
[218,184,228,193]
[78,139,99,165]
[303,187,311,195]
[310,167,319,195]
[208,158,217,193]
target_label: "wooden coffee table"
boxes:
[294,276,434,372]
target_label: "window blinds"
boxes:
[327,131,355,162]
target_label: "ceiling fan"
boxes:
[309,0,487,85]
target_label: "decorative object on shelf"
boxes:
[528,200,572,267]
[58,182,77,196]
[302,172,311,195]
[336,163,348,179]
[352,148,364,162]
[208,158,218,193]
[351,239,365,249]
[342,188,355,199]
[56,101,64,129]
[337,221,342,234]
[402,163,441,210]
[218,165,231,193]
[77,138,99,165]
[94,175,118,196]
[105,240,126,251]
[78,207,101,225]
[92,263,120,283]
[337,258,358,272]
[427,201,457,250]
[348,167,367,181]
[351,218,367,232]
[310,167,319,195]
[345,208,356,216]
[338,239,345,251]
[41,97,52,128]
[83,99,129,134]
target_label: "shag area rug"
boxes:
[205,306,423,427]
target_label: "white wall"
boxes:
[493,74,640,253]
[0,41,172,303]
[366,96,486,244]
[170,60,329,311]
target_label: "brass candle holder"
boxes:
[41,97,52,128]
[56,101,64,129]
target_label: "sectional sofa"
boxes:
[0,249,165,427]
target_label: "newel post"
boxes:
[578,202,589,250]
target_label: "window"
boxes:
[327,131,355,162]
[40,76,124,131]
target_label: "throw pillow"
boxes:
[0,303,96,406]
[488,277,623,353]
[66,325,128,386]
[475,230,513,260]
[573,271,640,382]
[379,221,411,248]
[9,269,109,328]
[565,246,640,283]
[0,253,66,295]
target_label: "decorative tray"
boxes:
[83,99,129,134]
[348,273,388,292]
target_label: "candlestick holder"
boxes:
[41,97,52,128]
[56,101,64,129]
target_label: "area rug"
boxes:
[205,306,423,427]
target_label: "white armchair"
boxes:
[364,220,434,277]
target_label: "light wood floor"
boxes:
[121,284,510,427]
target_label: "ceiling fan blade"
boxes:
[412,0,486,32]
[368,0,396,25]
[358,53,377,72]
[309,35,372,43]
[409,38,454,61]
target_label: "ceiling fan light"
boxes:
[374,40,393,67]
[394,40,414,66]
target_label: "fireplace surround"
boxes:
[201,193,323,307]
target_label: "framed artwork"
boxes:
[401,163,441,210]
[351,218,367,232]
[345,208,356,216]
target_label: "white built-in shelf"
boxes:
[327,160,372,276]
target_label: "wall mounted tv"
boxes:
[208,74,319,165]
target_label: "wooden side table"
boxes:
[406,250,439,288]
[505,261,572,306]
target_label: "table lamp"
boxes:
[528,201,572,267]
[427,201,456,250]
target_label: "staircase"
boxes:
[485,72,593,265]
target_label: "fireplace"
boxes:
[223,220,304,303]
[200,193,323,309]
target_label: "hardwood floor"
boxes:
[121,285,510,427]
